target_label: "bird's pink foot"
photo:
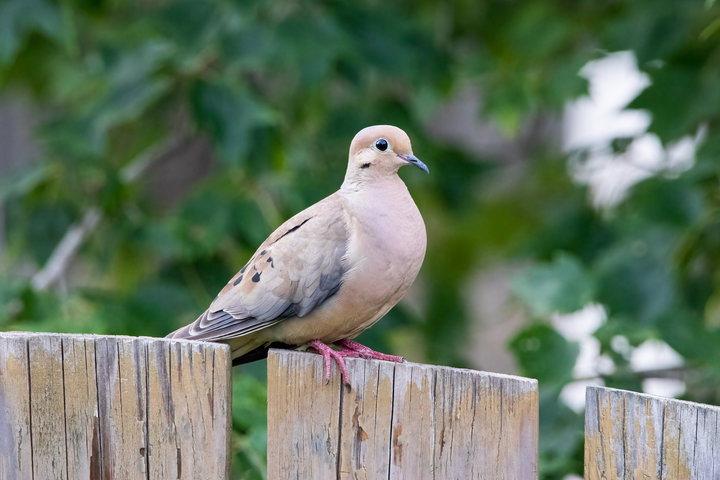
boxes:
[307,339,404,384]
[307,339,352,384]
[335,339,404,363]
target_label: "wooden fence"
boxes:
[585,386,720,480]
[0,332,231,479]
[267,349,539,479]
[1,332,719,479]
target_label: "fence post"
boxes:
[585,386,720,480]
[267,349,539,479]
[0,332,231,480]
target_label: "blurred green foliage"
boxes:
[1,0,720,478]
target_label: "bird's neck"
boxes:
[339,174,404,195]
[339,176,418,226]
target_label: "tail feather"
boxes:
[166,323,194,339]
[167,320,295,364]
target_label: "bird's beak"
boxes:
[399,154,429,174]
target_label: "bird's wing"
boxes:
[171,194,349,342]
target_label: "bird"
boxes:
[167,125,428,383]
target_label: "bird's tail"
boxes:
[165,323,193,339]
[166,317,294,364]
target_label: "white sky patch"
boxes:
[553,304,614,411]
[610,335,632,358]
[552,303,606,341]
[563,50,702,208]
[561,379,604,413]
[564,51,651,151]
[632,340,685,398]
[642,378,686,398]
[630,338,684,371]
[552,304,614,379]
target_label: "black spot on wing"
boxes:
[252,272,261,283]
[240,262,249,274]
[276,217,312,242]
[360,162,371,169]
[233,275,243,286]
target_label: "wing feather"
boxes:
[168,194,349,342]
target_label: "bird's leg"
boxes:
[307,339,351,384]
[334,339,404,363]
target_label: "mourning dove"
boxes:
[167,125,428,382]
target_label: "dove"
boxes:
[167,125,428,383]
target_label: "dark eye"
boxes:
[374,138,388,151]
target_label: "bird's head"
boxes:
[343,125,429,186]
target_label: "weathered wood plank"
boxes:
[338,358,395,479]
[27,335,67,480]
[0,332,231,479]
[61,335,101,480]
[267,349,539,479]
[388,363,435,478]
[147,339,232,480]
[0,334,32,479]
[267,348,342,479]
[585,386,720,480]
[94,335,148,479]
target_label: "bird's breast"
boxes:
[267,181,426,344]
[333,183,426,330]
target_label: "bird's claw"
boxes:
[307,338,404,386]
[308,339,352,385]
[335,339,405,363]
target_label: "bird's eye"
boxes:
[374,138,389,151]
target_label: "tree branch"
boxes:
[30,135,189,291]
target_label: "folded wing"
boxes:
[169,195,348,342]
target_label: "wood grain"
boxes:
[585,386,720,480]
[0,332,231,480]
[267,349,539,479]
[0,334,32,480]
[267,346,342,479]
[27,335,67,479]
[147,338,231,479]
[61,335,100,480]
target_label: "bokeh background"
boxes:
[2,0,720,478]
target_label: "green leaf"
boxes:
[231,373,267,479]
[632,66,720,141]
[537,390,584,477]
[512,253,595,317]
[509,323,579,386]
[0,164,47,202]
[0,0,65,66]
[620,177,704,229]
[593,233,676,325]
[152,0,216,51]
[0,277,25,326]
[86,43,174,151]
[190,80,276,164]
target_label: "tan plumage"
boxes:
[167,125,428,371]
